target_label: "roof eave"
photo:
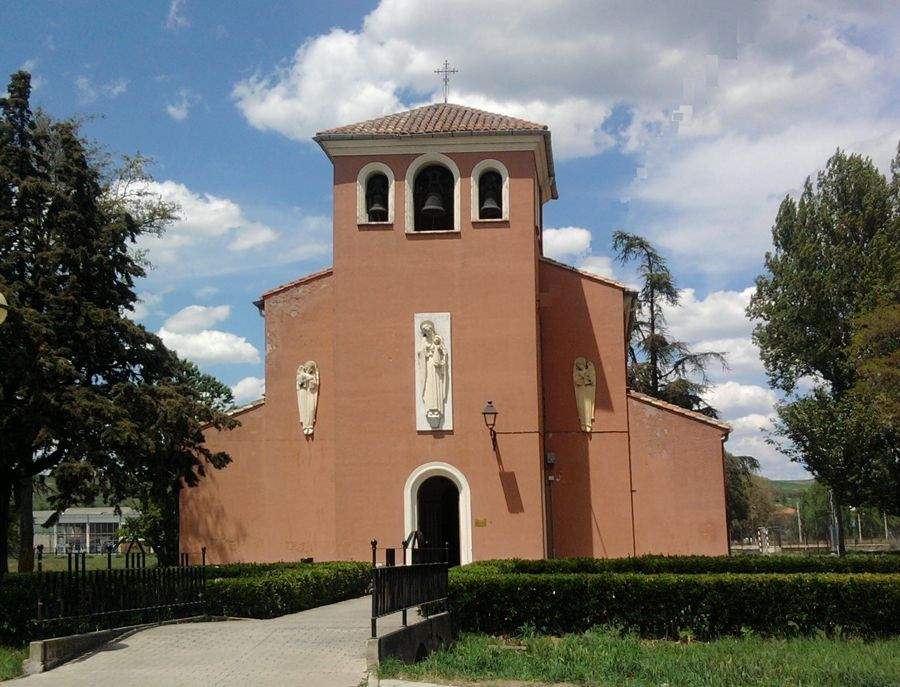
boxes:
[313,128,557,200]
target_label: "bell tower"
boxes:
[314,103,558,561]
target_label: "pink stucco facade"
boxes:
[181,116,730,564]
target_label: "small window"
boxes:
[413,165,454,231]
[365,173,389,222]
[478,171,503,219]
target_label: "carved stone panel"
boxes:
[296,360,319,436]
[573,357,596,432]
[414,313,452,431]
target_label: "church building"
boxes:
[180,103,731,565]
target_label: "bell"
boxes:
[367,198,388,222]
[480,195,502,219]
[421,191,446,216]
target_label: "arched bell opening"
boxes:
[413,164,454,231]
[478,170,503,219]
[365,172,389,222]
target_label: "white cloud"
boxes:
[20,59,44,90]
[75,75,129,104]
[158,305,259,364]
[166,89,199,121]
[542,226,616,279]
[692,336,763,379]
[127,291,165,321]
[543,227,592,259]
[231,376,265,404]
[127,180,330,281]
[159,327,260,364]
[577,255,617,280]
[163,304,230,334]
[664,287,754,343]
[231,1,898,170]
[705,381,777,419]
[166,0,189,30]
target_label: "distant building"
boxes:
[33,507,137,554]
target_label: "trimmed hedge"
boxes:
[205,562,371,618]
[0,573,40,645]
[449,569,900,639]
[0,561,371,645]
[467,554,900,575]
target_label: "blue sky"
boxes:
[3,1,898,478]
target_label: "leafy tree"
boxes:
[748,146,900,536]
[613,231,726,416]
[0,71,231,575]
[724,452,759,539]
[117,360,237,566]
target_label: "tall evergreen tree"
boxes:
[0,71,233,574]
[613,231,726,416]
[748,146,900,547]
[118,360,237,566]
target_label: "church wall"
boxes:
[329,150,547,562]
[538,261,634,558]
[628,395,729,556]
[180,402,270,563]
[180,274,338,563]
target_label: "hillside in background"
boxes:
[767,479,816,505]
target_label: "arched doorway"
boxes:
[404,462,473,566]
[416,476,460,567]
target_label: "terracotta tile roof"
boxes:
[315,103,548,139]
[628,391,732,433]
[540,257,636,294]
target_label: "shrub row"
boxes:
[205,562,371,618]
[466,554,900,576]
[0,561,371,645]
[449,569,900,639]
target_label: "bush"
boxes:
[0,573,40,645]
[466,554,900,575]
[0,561,371,645]
[205,562,371,618]
[449,569,900,639]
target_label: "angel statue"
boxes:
[296,360,319,436]
[573,356,596,432]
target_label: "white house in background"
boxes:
[33,506,137,554]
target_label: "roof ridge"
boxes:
[315,102,548,138]
[628,390,732,433]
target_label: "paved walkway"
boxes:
[14,596,404,687]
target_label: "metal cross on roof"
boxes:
[434,59,458,104]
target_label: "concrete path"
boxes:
[14,596,403,687]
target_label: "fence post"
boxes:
[371,566,378,639]
[36,544,43,573]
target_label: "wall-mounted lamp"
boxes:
[482,400,498,447]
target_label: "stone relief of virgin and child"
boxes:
[417,320,449,428]
[296,360,319,436]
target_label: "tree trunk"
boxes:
[16,477,34,572]
[0,477,10,578]
[829,490,847,556]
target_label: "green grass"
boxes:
[7,553,158,572]
[380,630,900,687]
[0,645,26,682]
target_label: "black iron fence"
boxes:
[370,538,448,638]
[32,541,207,639]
